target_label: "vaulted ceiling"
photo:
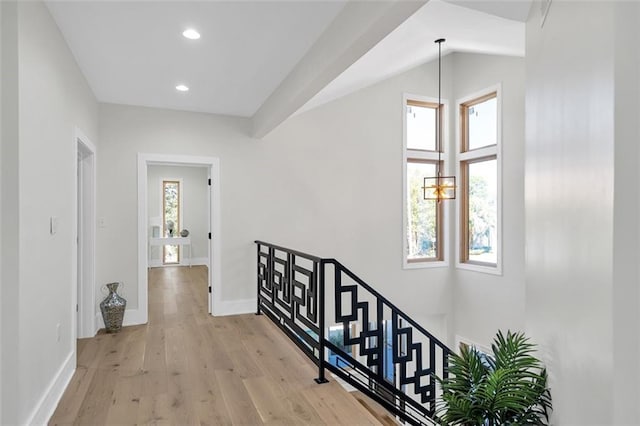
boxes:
[46,0,530,137]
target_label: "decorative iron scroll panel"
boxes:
[255,242,452,426]
[256,242,321,363]
[326,260,451,425]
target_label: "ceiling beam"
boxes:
[251,0,427,139]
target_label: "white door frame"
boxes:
[73,128,97,339]
[137,153,221,320]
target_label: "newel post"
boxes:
[315,259,329,384]
[255,242,261,315]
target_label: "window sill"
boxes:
[403,260,449,270]
[456,262,502,276]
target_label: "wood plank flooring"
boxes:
[50,266,386,425]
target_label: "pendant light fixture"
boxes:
[423,38,456,201]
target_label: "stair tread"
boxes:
[352,391,400,426]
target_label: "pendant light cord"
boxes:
[435,38,444,178]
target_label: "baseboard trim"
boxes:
[95,308,146,332]
[27,351,75,425]
[213,298,256,316]
[94,299,257,328]
[189,257,209,266]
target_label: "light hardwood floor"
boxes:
[50,266,388,425]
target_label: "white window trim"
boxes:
[402,93,451,269]
[455,84,503,276]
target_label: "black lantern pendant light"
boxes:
[423,38,456,201]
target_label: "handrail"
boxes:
[255,241,452,426]
[254,240,322,262]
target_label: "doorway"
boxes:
[137,154,221,320]
[75,129,96,339]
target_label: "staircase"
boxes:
[255,241,452,426]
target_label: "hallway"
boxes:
[50,266,386,425]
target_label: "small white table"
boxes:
[149,236,192,267]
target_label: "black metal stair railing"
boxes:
[255,240,329,382]
[255,241,452,426]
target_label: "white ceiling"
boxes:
[301,0,526,112]
[46,0,528,123]
[444,0,532,22]
[46,1,346,117]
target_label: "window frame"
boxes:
[402,94,451,269]
[161,178,183,265]
[456,85,502,275]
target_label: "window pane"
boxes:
[164,182,179,236]
[467,97,497,150]
[467,159,497,264]
[163,181,180,264]
[328,325,352,368]
[407,104,436,151]
[407,162,438,260]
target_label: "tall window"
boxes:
[404,98,445,266]
[459,91,500,271]
[163,180,181,264]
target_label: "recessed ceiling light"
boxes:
[176,84,189,92]
[182,29,200,40]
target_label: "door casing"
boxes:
[137,153,221,321]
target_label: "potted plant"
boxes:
[435,330,552,425]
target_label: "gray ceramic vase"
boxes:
[100,282,126,333]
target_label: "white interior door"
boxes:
[76,131,96,338]
[208,171,213,314]
[76,152,83,337]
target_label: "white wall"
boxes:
[97,51,527,349]
[1,1,99,423]
[96,57,455,337]
[0,1,3,418]
[451,53,526,347]
[97,105,257,308]
[612,3,640,423]
[270,52,526,348]
[0,2,16,424]
[260,57,455,332]
[5,0,640,423]
[147,165,209,266]
[525,2,616,423]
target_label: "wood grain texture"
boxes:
[50,265,390,425]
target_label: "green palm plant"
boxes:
[435,330,552,426]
